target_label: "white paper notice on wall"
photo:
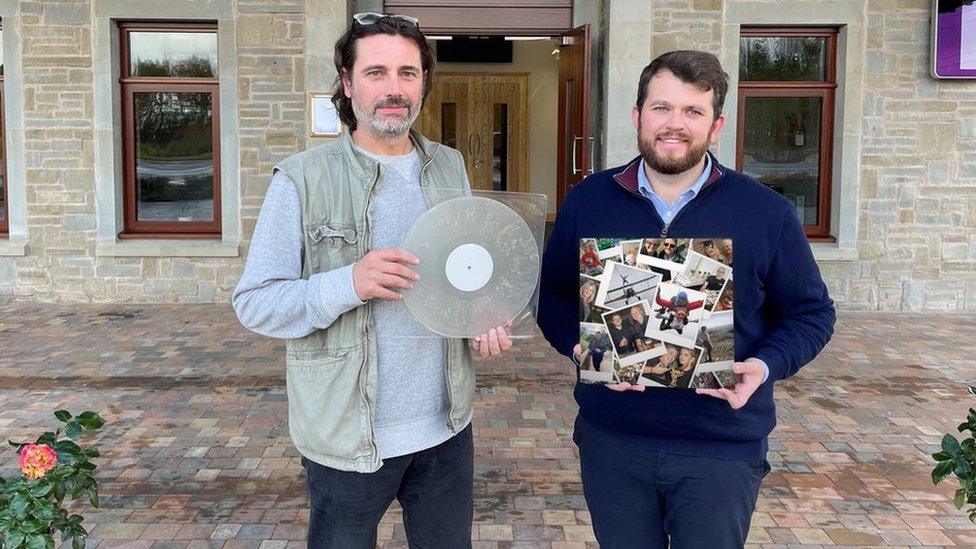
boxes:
[963,3,976,70]
[309,94,342,137]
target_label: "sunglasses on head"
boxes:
[353,12,420,27]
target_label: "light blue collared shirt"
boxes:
[637,154,712,225]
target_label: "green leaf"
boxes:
[933,460,954,484]
[25,533,47,549]
[27,483,51,498]
[9,493,30,518]
[83,447,100,458]
[955,458,973,478]
[89,489,99,508]
[51,481,65,501]
[955,488,967,509]
[35,433,56,447]
[933,451,952,461]
[76,412,104,430]
[54,410,72,423]
[943,434,962,456]
[960,422,970,433]
[71,535,86,549]
[64,423,81,440]
[31,502,55,522]
[4,533,26,549]
[53,440,81,455]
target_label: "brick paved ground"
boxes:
[1,304,975,548]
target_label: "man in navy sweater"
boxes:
[537,50,835,548]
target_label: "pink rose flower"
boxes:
[19,443,58,480]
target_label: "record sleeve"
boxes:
[578,237,737,388]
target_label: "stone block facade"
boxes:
[0,0,974,311]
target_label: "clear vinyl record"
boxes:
[400,194,542,338]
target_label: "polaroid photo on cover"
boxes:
[578,322,615,383]
[674,251,732,291]
[688,361,737,389]
[696,310,734,364]
[601,300,666,367]
[712,279,734,314]
[647,282,708,348]
[614,362,642,385]
[713,367,742,389]
[580,238,604,276]
[636,342,701,389]
[636,238,692,277]
[595,261,662,309]
[579,274,605,323]
[691,238,732,267]
[620,239,642,268]
[674,251,732,310]
[603,301,664,366]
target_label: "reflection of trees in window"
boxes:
[135,92,213,159]
[132,54,215,78]
[740,37,825,81]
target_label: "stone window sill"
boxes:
[96,239,239,258]
[811,242,857,262]
[0,238,27,256]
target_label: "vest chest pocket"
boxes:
[307,222,361,269]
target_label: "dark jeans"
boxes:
[302,425,473,549]
[574,416,769,549]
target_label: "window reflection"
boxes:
[134,91,214,222]
[441,103,457,149]
[492,103,508,192]
[739,36,826,82]
[742,96,822,225]
[129,32,217,78]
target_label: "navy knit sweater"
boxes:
[537,152,836,460]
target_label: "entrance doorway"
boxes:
[417,73,529,192]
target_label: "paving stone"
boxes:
[2,305,975,547]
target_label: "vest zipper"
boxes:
[361,165,382,462]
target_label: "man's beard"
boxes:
[351,93,421,137]
[638,120,714,175]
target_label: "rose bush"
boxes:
[0,410,105,549]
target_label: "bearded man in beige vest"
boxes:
[233,13,511,548]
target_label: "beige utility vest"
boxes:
[275,130,475,473]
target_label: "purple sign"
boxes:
[933,0,976,78]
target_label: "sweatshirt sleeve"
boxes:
[232,170,365,339]
[751,207,836,381]
[537,194,580,359]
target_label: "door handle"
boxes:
[588,136,595,175]
[572,136,583,175]
[469,133,483,167]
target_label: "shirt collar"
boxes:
[637,153,713,202]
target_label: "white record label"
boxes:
[445,243,494,292]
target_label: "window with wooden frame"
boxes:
[737,27,837,240]
[0,20,7,237]
[119,21,220,238]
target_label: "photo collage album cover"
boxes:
[579,237,737,389]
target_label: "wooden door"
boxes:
[418,73,528,192]
[556,25,590,206]
[417,75,475,179]
[477,75,529,192]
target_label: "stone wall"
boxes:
[0,0,310,303]
[1,0,975,310]
[848,0,976,310]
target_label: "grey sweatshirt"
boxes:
[233,147,464,459]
